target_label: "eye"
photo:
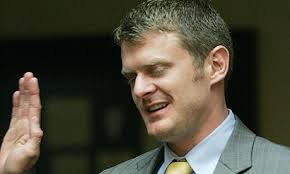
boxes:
[124,74,136,86]
[127,77,136,85]
[149,65,166,77]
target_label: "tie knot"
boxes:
[165,160,193,174]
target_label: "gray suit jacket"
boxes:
[100,118,290,174]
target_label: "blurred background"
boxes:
[0,0,289,173]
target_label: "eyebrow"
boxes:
[121,58,172,76]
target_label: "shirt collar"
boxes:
[161,109,236,174]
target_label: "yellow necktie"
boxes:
[165,160,193,174]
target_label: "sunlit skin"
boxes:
[121,31,229,156]
[0,72,43,174]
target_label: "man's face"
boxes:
[121,32,212,143]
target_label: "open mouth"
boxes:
[146,102,169,113]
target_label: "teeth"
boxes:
[148,103,168,112]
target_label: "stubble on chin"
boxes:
[146,123,177,143]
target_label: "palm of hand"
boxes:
[0,73,42,174]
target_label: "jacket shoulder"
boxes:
[99,147,160,174]
[253,136,290,157]
[251,136,290,172]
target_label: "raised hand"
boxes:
[0,72,43,174]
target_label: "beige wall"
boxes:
[1,0,289,145]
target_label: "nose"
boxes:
[133,74,156,98]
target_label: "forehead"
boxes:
[123,30,182,48]
[121,31,182,59]
[120,31,193,73]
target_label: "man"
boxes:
[102,0,290,173]
[0,0,289,174]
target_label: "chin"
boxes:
[146,124,174,142]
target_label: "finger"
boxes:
[22,72,34,95]
[19,72,34,91]
[23,72,34,83]
[12,91,20,117]
[28,77,41,123]
[19,82,30,120]
[27,76,40,96]
[19,77,24,93]
[19,73,34,118]
[13,91,20,107]
[10,91,20,127]
[23,72,34,96]
[19,77,29,107]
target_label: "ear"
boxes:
[206,45,230,85]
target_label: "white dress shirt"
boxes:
[157,109,236,174]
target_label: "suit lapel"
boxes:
[214,162,236,174]
[136,146,164,174]
[132,117,256,174]
[214,117,256,174]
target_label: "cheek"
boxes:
[160,68,195,93]
[131,92,143,111]
[131,91,136,102]
[176,80,210,107]
[131,89,137,102]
